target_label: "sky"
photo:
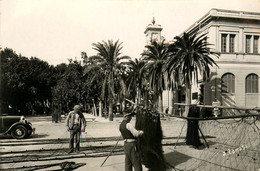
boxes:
[1,0,260,66]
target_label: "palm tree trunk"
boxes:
[99,101,102,118]
[158,93,163,114]
[108,100,113,121]
[172,89,179,115]
[108,74,114,121]
[185,86,191,117]
[137,87,141,104]
[144,90,149,109]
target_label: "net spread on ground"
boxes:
[171,114,260,171]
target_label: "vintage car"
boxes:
[0,114,35,139]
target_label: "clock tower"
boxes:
[144,17,163,44]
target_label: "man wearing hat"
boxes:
[66,105,86,153]
[119,107,144,171]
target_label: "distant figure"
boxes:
[119,109,144,171]
[200,107,213,118]
[186,106,203,149]
[212,98,221,117]
[52,104,60,123]
[66,105,86,153]
[165,107,169,115]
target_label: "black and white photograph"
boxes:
[1,0,260,170]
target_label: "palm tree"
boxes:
[126,58,146,104]
[141,40,171,113]
[84,40,130,121]
[167,32,219,116]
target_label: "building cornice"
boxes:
[210,8,260,20]
[184,8,260,35]
[217,61,260,65]
[144,24,163,34]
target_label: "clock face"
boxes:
[152,33,158,39]
[146,32,160,44]
[151,33,159,42]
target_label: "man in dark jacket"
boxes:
[119,110,144,171]
[66,105,86,153]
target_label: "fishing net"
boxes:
[135,107,167,171]
[172,113,260,171]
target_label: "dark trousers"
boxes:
[69,124,81,152]
[124,141,142,171]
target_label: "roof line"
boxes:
[182,8,260,36]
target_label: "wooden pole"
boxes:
[100,135,122,167]
[198,126,209,148]
[174,121,186,149]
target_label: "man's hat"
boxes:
[123,112,135,117]
[123,106,135,117]
[74,105,82,112]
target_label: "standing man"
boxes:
[66,105,86,153]
[212,98,221,117]
[119,110,144,171]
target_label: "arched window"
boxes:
[246,74,259,93]
[221,73,235,94]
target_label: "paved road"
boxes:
[0,115,184,171]
[2,115,256,171]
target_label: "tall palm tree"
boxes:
[141,40,171,113]
[127,58,146,104]
[84,40,130,121]
[167,32,219,116]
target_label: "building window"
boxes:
[222,73,235,94]
[192,92,198,100]
[245,35,260,54]
[246,74,258,93]
[221,34,227,52]
[253,36,259,54]
[246,35,251,53]
[229,34,235,53]
[221,34,236,53]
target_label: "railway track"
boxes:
[0,137,124,170]
[0,136,182,170]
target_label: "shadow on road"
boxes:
[165,151,192,166]
[0,133,49,140]
[30,134,49,139]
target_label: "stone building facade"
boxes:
[186,9,260,109]
[144,9,260,114]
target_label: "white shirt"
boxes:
[74,113,80,124]
[126,123,142,137]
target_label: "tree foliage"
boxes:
[1,33,218,119]
[84,40,130,121]
[126,58,146,103]
[141,40,171,112]
[1,48,53,114]
[167,33,219,115]
[51,60,86,113]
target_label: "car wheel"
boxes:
[11,125,28,139]
[27,130,32,137]
[28,131,32,136]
